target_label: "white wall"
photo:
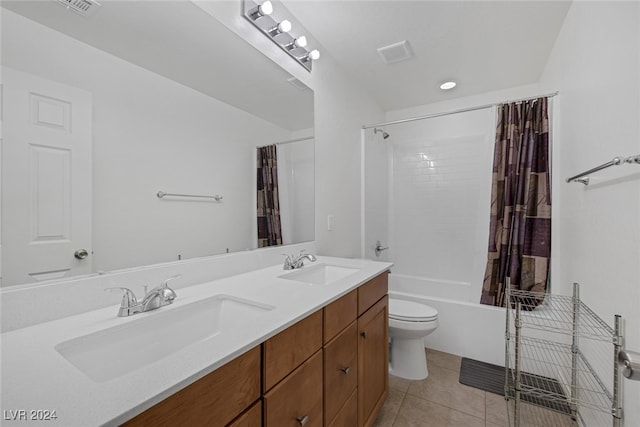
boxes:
[539,2,640,425]
[2,10,293,273]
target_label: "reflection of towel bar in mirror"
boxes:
[157,191,223,202]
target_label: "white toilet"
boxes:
[388,297,439,380]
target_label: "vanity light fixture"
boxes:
[243,0,320,72]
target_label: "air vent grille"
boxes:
[377,40,413,64]
[55,0,101,17]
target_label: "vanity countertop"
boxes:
[0,256,392,426]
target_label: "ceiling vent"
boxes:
[287,77,311,91]
[377,40,413,64]
[55,0,102,17]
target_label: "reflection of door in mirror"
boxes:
[2,67,93,286]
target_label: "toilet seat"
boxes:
[389,299,438,322]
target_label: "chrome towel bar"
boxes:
[157,191,223,201]
[566,154,640,185]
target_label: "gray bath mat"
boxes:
[459,358,572,415]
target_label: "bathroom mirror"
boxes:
[0,1,314,287]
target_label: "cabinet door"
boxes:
[324,322,357,424]
[357,296,388,427]
[264,350,323,427]
[228,400,261,427]
[122,346,261,427]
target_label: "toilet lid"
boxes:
[389,299,438,322]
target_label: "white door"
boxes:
[2,67,92,286]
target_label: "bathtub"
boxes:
[388,273,506,366]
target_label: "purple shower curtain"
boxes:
[257,145,282,248]
[480,97,551,307]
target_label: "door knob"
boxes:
[74,249,89,259]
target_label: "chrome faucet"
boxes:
[283,250,317,270]
[106,274,180,317]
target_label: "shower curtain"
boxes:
[480,97,551,307]
[257,144,282,247]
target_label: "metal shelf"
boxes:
[508,289,614,342]
[505,284,622,427]
[507,335,613,415]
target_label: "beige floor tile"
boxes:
[389,373,413,393]
[393,395,484,427]
[485,392,578,427]
[373,387,406,427]
[426,348,462,373]
[406,363,486,419]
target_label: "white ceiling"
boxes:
[283,0,572,111]
[1,1,314,131]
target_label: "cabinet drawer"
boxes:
[324,289,357,344]
[327,389,357,427]
[324,322,357,423]
[263,309,323,391]
[358,272,389,316]
[264,350,323,427]
[122,346,260,427]
[228,400,261,427]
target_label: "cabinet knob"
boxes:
[340,366,351,375]
[361,331,367,339]
[297,415,309,426]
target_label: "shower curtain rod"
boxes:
[362,91,558,130]
[274,135,314,146]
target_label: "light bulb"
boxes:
[285,36,308,51]
[259,1,273,15]
[268,19,292,36]
[309,49,320,60]
[248,0,273,20]
[279,20,292,33]
[295,36,307,48]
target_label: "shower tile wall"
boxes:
[386,110,494,299]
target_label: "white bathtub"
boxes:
[388,273,506,366]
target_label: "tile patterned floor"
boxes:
[374,349,578,427]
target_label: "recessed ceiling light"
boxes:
[440,81,457,90]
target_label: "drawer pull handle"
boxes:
[361,331,367,339]
[297,415,309,426]
[341,366,351,375]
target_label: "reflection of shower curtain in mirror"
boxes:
[257,145,283,247]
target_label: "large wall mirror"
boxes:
[1,1,314,287]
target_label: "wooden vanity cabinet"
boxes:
[121,346,260,427]
[121,271,388,427]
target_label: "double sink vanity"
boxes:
[1,255,392,426]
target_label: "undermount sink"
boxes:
[55,295,274,382]
[279,263,359,285]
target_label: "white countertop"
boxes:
[0,256,392,426]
